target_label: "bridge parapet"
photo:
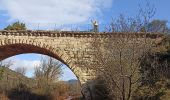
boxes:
[0,30,164,39]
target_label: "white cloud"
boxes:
[12,59,40,71]
[2,57,40,77]
[2,56,77,80]
[2,57,40,73]
[0,0,113,26]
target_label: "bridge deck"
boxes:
[0,30,164,38]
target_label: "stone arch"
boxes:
[0,39,83,85]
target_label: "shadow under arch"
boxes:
[0,43,82,86]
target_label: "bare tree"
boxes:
[0,60,13,68]
[86,34,156,100]
[105,1,156,33]
[15,67,27,76]
[35,57,63,81]
[78,2,161,99]
[34,56,63,89]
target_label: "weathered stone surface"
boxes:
[0,30,164,85]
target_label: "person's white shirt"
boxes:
[93,21,98,26]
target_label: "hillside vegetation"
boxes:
[0,63,82,100]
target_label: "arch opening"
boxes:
[0,43,82,82]
[0,43,83,99]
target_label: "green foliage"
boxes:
[4,21,26,30]
[92,79,112,100]
[132,79,170,100]
[0,68,4,80]
[139,52,170,85]
[0,67,82,99]
[147,20,169,33]
[0,67,35,93]
[85,78,112,100]
[160,35,170,52]
[139,20,170,33]
[7,83,50,100]
[133,45,170,99]
[110,12,170,33]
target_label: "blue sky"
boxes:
[0,0,170,80]
[3,54,78,81]
[0,0,170,29]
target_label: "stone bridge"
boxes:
[0,30,164,99]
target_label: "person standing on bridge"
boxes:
[91,20,99,32]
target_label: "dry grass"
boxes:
[0,93,9,100]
